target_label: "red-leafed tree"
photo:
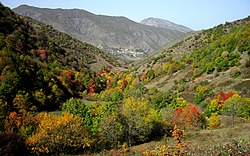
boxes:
[215,91,234,103]
[172,104,203,129]
[88,79,96,94]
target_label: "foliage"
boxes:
[187,19,250,75]
[169,97,187,109]
[1,4,250,155]
[216,91,235,103]
[172,104,204,129]
[62,98,87,118]
[121,97,161,145]
[149,92,174,110]
[204,91,235,117]
[0,4,120,117]
[98,114,123,149]
[195,85,210,104]
[141,125,189,156]
[237,97,250,119]
[207,114,220,129]
[26,112,91,154]
[4,112,22,133]
[222,94,241,126]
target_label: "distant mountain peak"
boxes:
[140,17,193,33]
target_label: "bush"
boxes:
[121,97,161,145]
[172,104,204,129]
[208,114,220,129]
[237,98,250,119]
[26,112,91,155]
[62,98,87,118]
[98,114,123,149]
[195,85,210,104]
[231,70,241,78]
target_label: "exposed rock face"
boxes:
[140,17,193,33]
[14,5,187,62]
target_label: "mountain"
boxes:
[140,17,193,33]
[1,3,250,155]
[0,3,121,113]
[13,5,187,62]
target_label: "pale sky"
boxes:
[1,0,250,30]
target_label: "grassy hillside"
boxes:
[135,16,250,100]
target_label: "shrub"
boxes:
[208,114,220,129]
[26,112,91,155]
[195,85,210,104]
[62,97,87,118]
[141,125,189,156]
[231,70,241,78]
[237,98,250,119]
[172,104,204,129]
[98,114,123,149]
[121,97,161,145]
[170,97,187,109]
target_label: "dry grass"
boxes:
[88,121,250,156]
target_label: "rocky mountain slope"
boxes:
[13,5,187,62]
[140,17,193,33]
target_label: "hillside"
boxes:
[140,17,193,33]
[135,16,250,100]
[1,3,250,156]
[0,3,121,114]
[13,5,186,62]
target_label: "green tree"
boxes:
[120,97,160,145]
[222,94,241,127]
[62,98,87,118]
[237,98,250,119]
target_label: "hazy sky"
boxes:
[1,0,250,30]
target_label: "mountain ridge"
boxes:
[140,17,193,33]
[13,5,187,62]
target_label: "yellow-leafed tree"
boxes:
[26,112,91,154]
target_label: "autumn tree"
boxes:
[204,91,235,117]
[26,112,91,155]
[120,97,160,145]
[222,93,241,127]
[98,114,123,148]
[172,104,204,129]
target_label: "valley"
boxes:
[0,3,249,156]
[13,5,191,62]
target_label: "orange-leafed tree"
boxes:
[87,79,96,94]
[172,104,203,129]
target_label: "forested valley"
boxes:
[0,4,249,155]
